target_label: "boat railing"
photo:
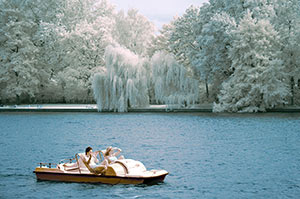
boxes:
[38,151,106,174]
[39,162,57,168]
[56,154,82,173]
[59,157,76,164]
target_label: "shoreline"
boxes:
[0,104,212,113]
[1,104,300,113]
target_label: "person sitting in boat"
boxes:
[104,146,124,164]
[82,146,108,174]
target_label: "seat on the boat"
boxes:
[60,162,79,171]
[77,153,106,175]
[103,159,147,177]
[77,153,88,168]
[116,159,146,174]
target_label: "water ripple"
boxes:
[0,112,299,198]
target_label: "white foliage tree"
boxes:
[214,11,290,112]
[149,22,175,57]
[209,0,276,22]
[196,12,237,101]
[57,17,115,103]
[158,6,212,103]
[92,45,149,112]
[36,0,116,103]
[273,0,300,105]
[113,9,155,57]
[151,51,199,108]
[33,22,68,102]
[169,6,201,70]
[54,0,115,31]
[0,0,40,103]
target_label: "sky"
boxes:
[109,0,209,29]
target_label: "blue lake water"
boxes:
[0,112,299,198]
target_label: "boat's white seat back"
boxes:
[117,159,146,174]
[77,153,88,169]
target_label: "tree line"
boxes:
[0,0,299,112]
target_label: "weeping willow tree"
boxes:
[151,51,200,108]
[92,45,149,112]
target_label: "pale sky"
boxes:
[109,0,209,29]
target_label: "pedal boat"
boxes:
[33,152,168,185]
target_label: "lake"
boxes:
[0,112,299,198]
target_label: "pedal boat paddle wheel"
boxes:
[33,150,168,185]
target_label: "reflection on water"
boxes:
[0,112,299,198]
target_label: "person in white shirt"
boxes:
[84,147,108,174]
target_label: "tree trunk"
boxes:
[127,99,130,108]
[87,88,91,103]
[16,94,20,105]
[291,76,294,105]
[205,79,209,99]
